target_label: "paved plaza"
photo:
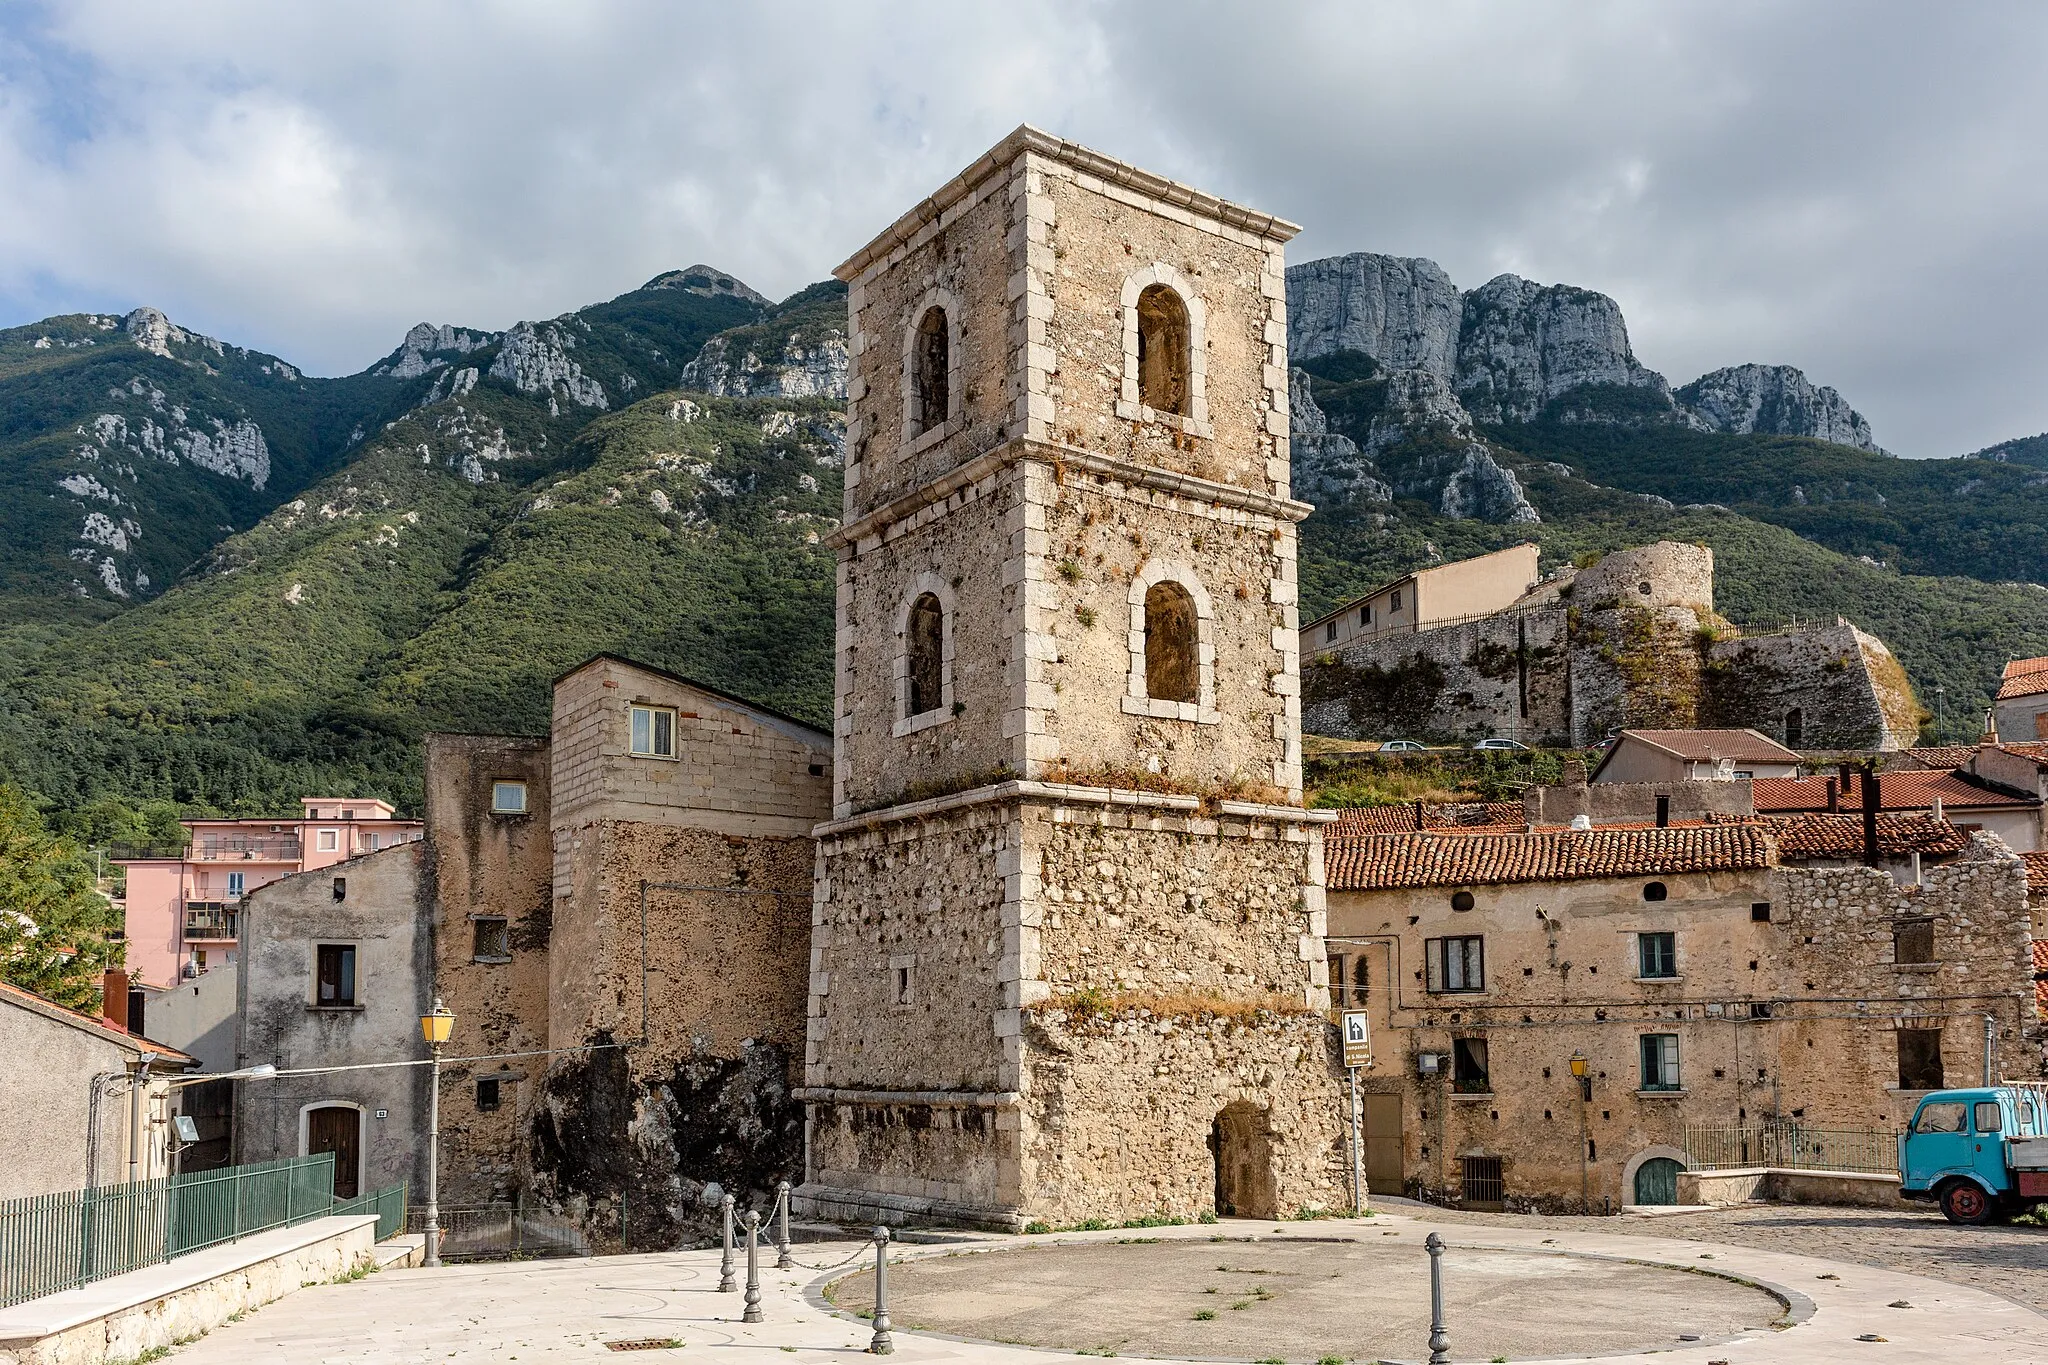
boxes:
[148,1207,2046,1365]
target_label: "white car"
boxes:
[1379,739,1428,753]
[1472,737,1530,751]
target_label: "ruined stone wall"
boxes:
[1524,778,1755,827]
[533,819,813,1247]
[422,734,555,1206]
[1302,606,1573,745]
[1570,542,1714,613]
[1324,837,2038,1209]
[1704,623,1919,751]
[1567,603,1710,741]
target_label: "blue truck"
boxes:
[1898,1084,2048,1224]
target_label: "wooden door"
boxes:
[1633,1157,1682,1206]
[1362,1093,1405,1196]
[307,1106,360,1198]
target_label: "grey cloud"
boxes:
[0,0,2043,456]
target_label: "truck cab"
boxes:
[1899,1086,2048,1224]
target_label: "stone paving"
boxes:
[147,1209,2047,1365]
[1390,1199,2048,1314]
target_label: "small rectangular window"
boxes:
[315,944,356,1006]
[1460,1154,1503,1208]
[1390,589,1402,611]
[630,705,676,758]
[227,872,244,897]
[316,828,339,852]
[1639,1033,1681,1091]
[1975,1101,2003,1134]
[1897,1028,1944,1091]
[473,917,510,961]
[332,877,346,902]
[894,964,913,1005]
[1637,932,1677,979]
[1750,903,1772,923]
[476,1078,501,1112]
[491,781,528,814]
[1425,936,1485,993]
[1361,604,1372,625]
[1451,1037,1490,1094]
[1893,918,1935,965]
[1325,621,1337,643]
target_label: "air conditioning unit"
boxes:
[182,961,198,979]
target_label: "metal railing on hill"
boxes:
[0,1153,406,1309]
[1684,1122,1901,1176]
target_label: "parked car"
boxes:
[1472,737,1530,752]
[1378,739,1427,753]
[1898,1085,2048,1224]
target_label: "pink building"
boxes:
[117,798,424,988]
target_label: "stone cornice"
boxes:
[825,439,1312,551]
[814,778,1320,839]
[834,125,1300,284]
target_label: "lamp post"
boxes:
[420,998,455,1268]
[1569,1051,1590,1211]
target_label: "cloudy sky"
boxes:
[2,0,2043,457]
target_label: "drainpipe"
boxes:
[1984,1015,1997,1086]
[127,1055,152,1184]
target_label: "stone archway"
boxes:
[1621,1143,1690,1208]
[1211,1102,1278,1219]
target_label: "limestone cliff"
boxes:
[1454,275,1672,423]
[1285,253,1459,382]
[1287,370,1390,505]
[1677,364,1882,452]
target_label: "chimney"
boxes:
[1655,794,1670,828]
[102,969,130,1031]
[1413,799,1426,832]
[1862,767,1882,868]
[1563,759,1588,788]
[1825,776,1839,813]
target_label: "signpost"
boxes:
[1342,1010,1371,1212]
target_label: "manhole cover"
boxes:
[604,1340,681,1352]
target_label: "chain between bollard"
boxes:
[868,1225,893,1355]
[717,1193,737,1293]
[1424,1231,1449,1365]
[742,1209,764,1323]
[776,1179,795,1270]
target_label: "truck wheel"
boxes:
[1939,1181,1996,1225]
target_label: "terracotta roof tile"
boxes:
[1904,746,1976,771]
[2021,852,2048,896]
[1766,813,1968,860]
[1327,802,1525,836]
[2034,937,2048,1019]
[1998,656,2048,701]
[0,979,195,1061]
[1615,729,1803,763]
[1326,823,1772,891]
[1752,770,2037,813]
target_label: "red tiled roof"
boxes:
[2021,851,2048,896]
[1994,742,2048,767]
[1325,823,1772,891]
[1998,656,2048,701]
[1327,802,1525,836]
[1752,770,2036,813]
[1767,813,1968,860]
[1903,746,1976,771]
[2034,938,2048,1020]
[1614,729,1803,763]
[0,979,195,1062]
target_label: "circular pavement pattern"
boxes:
[831,1234,1789,1362]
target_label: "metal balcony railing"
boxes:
[194,838,302,862]
[182,903,240,940]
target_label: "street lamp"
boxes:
[419,998,455,1268]
[1569,1051,1591,1211]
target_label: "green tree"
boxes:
[0,783,122,1010]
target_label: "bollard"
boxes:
[775,1179,795,1270]
[868,1225,894,1355]
[718,1193,737,1293]
[742,1210,764,1324]
[1424,1231,1449,1365]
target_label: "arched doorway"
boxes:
[1632,1156,1684,1206]
[304,1104,362,1198]
[1210,1102,1278,1219]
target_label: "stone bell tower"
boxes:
[797,127,1346,1229]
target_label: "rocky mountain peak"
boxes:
[1676,364,1881,452]
[645,265,769,306]
[1454,274,1669,423]
[123,307,223,360]
[1286,253,1459,382]
[381,322,497,379]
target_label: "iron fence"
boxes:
[405,1203,587,1261]
[0,1153,407,1309]
[1684,1122,1901,1176]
